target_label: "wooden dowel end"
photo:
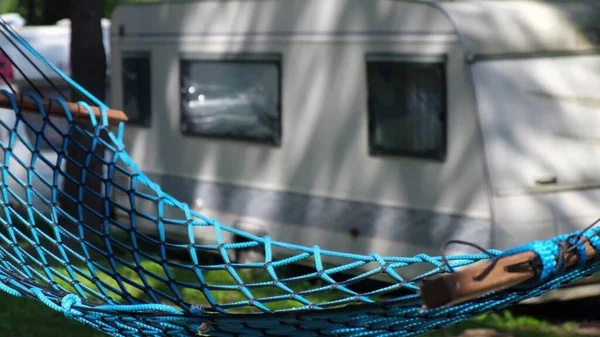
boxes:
[0,93,128,126]
[419,241,598,309]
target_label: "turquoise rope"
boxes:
[0,16,598,337]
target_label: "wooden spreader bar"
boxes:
[419,239,598,309]
[0,93,128,126]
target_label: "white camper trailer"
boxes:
[109,0,600,263]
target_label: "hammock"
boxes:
[0,18,599,337]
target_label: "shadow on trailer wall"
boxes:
[108,0,600,279]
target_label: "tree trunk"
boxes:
[26,0,35,25]
[42,0,69,26]
[70,0,106,104]
[60,0,107,235]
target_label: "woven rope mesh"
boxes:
[0,15,600,337]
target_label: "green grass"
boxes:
[422,311,588,337]
[44,258,350,312]
[0,246,591,337]
[0,257,592,337]
[0,292,591,337]
[0,252,591,337]
[0,218,592,336]
[0,294,105,337]
[0,239,353,335]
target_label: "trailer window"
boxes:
[366,54,446,161]
[179,54,281,145]
[122,51,151,127]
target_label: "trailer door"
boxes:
[470,54,600,249]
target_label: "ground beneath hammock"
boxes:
[3,235,599,337]
[453,325,600,337]
[414,293,600,337]
[437,321,600,337]
[2,290,600,337]
[439,296,600,337]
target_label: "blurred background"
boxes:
[1,1,600,336]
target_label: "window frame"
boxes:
[121,50,152,128]
[178,52,283,146]
[365,53,448,161]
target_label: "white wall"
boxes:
[471,55,600,249]
[109,0,492,222]
[111,0,454,38]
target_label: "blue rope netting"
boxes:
[0,18,599,337]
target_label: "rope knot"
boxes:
[190,305,204,315]
[60,294,82,318]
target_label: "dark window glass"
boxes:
[122,51,151,127]
[367,54,447,160]
[180,54,281,145]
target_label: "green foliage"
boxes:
[0,0,170,24]
[104,0,166,18]
[104,0,122,18]
[0,0,19,14]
